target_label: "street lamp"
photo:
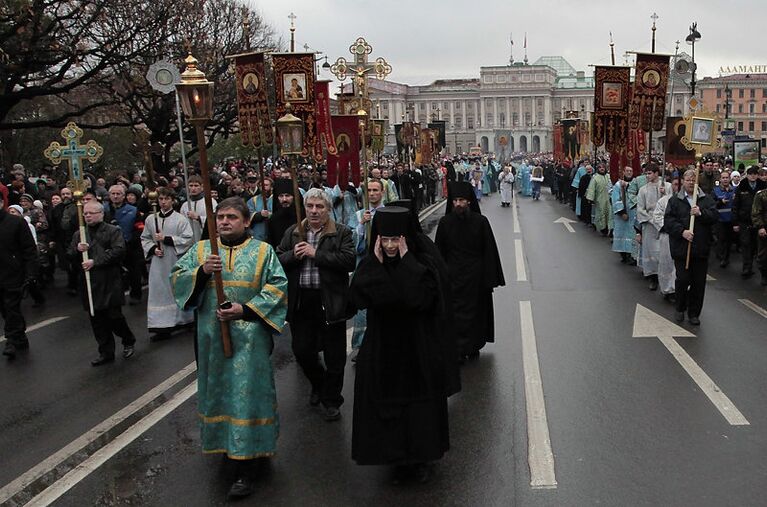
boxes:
[176,53,232,358]
[276,104,305,240]
[725,83,732,120]
[686,22,701,96]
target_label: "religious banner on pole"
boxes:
[629,53,670,132]
[326,115,361,187]
[231,52,272,147]
[418,127,435,163]
[428,121,447,150]
[593,65,631,152]
[370,119,386,153]
[553,123,564,163]
[562,118,581,161]
[272,52,317,157]
[665,116,696,167]
[579,119,591,157]
[314,80,337,161]
[394,122,416,163]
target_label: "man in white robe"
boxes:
[180,175,217,243]
[637,163,672,290]
[651,177,679,301]
[141,187,194,341]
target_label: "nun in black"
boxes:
[349,206,451,483]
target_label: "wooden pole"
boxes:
[75,194,95,317]
[289,155,304,241]
[684,162,701,269]
[194,122,232,358]
[359,118,371,246]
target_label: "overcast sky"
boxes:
[252,0,763,87]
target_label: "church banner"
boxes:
[313,80,337,161]
[593,65,631,153]
[370,119,386,153]
[418,127,435,164]
[553,123,564,163]
[272,53,316,157]
[562,119,580,161]
[665,116,696,167]
[232,52,272,147]
[428,121,447,150]
[326,115,360,187]
[629,53,670,132]
[394,122,416,163]
[579,119,591,158]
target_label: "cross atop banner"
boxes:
[43,122,103,191]
[330,37,392,115]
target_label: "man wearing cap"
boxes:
[435,181,505,362]
[732,166,767,278]
[350,206,452,483]
[0,198,39,359]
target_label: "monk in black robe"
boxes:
[435,181,505,362]
[350,207,452,483]
[267,178,303,247]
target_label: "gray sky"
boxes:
[253,0,763,87]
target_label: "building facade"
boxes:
[698,73,767,148]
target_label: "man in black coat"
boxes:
[664,169,719,326]
[70,200,137,366]
[732,166,767,279]
[435,181,505,361]
[0,199,39,359]
[277,187,356,421]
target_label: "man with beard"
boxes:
[612,166,637,264]
[247,177,274,241]
[435,181,504,363]
[586,163,612,235]
[664,169,718,325]
[267,178,303,247]
[636,163,672,290]
[170,197,288,499]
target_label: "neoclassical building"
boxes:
[353,54,694,157]
[360,56,594,157]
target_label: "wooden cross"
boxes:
[44,122,103,192]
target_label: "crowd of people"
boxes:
[0,155,509,499]
[545,156,767,325]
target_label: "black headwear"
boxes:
[445,181,481,214]
[373,206,410,236]
[273,178,294,196]
[386,199,422,233]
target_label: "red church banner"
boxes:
[326,115,361,187]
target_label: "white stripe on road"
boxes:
[706,274,716,281]
[26,381,198,507]
[417,200,445,222]
[0,362,197,505]
[738,298,767,319]
[0,316,69,344]
[519,301,557,489]
[512,202,521,233]
[515,239,527,282]
[656,335,749,426]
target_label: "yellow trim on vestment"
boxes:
[198,413,275,426]
[253,242,266,284]
[245,302,282,332]
[263,283,285,301]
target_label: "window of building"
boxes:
[522,74,532,82]
[763,139,766,149]
[512,113,519,126]
[763,103,767,113]
[537,98,543,107]
[716,104,720,113]
[497,75,507,83]
[738,121,744,131]
[483,75,493,84]
[739,89,744,98]
[456,101,462,108]
[455,116,462,128]
[499,113,506,127]
[763,89,767,98]
[762,121,766,131]
[535,74,545,82]
[739,104,744,113]
[750,103,755,114]
[486,114,493,127]
[749,121,755,131]
[716,89,722,98]
[751,89,756,98]
[467,118,474,129]
[467,102,473,110]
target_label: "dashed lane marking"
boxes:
[515,239,527,282]
[0,317,69,344]
[737,299,767,319]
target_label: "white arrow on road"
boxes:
[632,304,749,426]
[553,217,577,233]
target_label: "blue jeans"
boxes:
[532,181,542,199]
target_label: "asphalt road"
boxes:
[2,189,766,506]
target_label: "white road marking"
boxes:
[346,324,354,354]
[515,239,527,282]
[632,304,749,426]
[26,381,198,507]
[553,217,576,233]
[706,274,716,281]
[512,202,521,233]
[0,362,197,505]
[519,301,557,489]
[737,299,767,319]
[417,200,445,221]
[0,316,69,344]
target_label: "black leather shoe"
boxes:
[91,355,115,366]
[2,343,16,359]
[323,406,341,421]
[674,311,685,323]
[688,316,700,326]
[227,478,254,499]
[309,391,320,407]
[150,332,172,342]
[123,346,135,359]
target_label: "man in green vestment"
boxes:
[586,163,613,235]
[170,197,288,499]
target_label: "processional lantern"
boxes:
[176,54,214,122]
[276,104,305,155]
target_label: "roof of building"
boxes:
[532,56,577,77]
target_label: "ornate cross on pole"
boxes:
[43,122,103,316]
[651,12,659,53]
[288,12,297,52]
[330,37,392,116]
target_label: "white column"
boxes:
[531,97,536,125]
[450,100,455,126]
[493,99,499,128]
[544,97,552,126]
[506,97,511,128]
[480,98,486,128]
